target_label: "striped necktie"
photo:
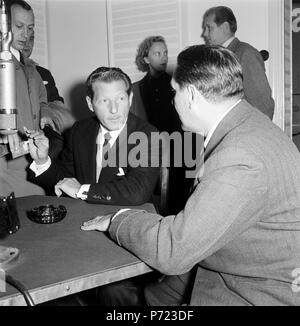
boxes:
[102,132,112,161]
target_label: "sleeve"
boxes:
[108,147,268,275]
[30,157,52,176]
[239,49,275,119]
[37,66,75,133]
[46,101,76,133]
[87,165,159,206]
[30,123,77,189]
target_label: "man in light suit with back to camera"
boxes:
[27,67,159,206]
[82,45,300,306]
[202,6,275,120]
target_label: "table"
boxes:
[0,196,155,306]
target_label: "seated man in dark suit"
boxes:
[27,67,159,206]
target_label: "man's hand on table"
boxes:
[81,209,130,232]
[81,214,113,232]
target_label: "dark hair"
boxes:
[204,6,237,34]
[86,67,132,100]
[8,0,32,11]
[135,36,166,72]
[173,45,244,102]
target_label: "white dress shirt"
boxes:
[10,47,20,61]
[222,36,236,49]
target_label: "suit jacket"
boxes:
[35,65,64,103]
[0,55,49,197]
[227,38,275,120]
[31,112,159,206]
[109,100,300,305]
[33,62,75,133]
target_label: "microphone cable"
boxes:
[5,274,35,306]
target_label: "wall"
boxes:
[46,0,271,120]
[46,0,108,120]
[182,0,270,74]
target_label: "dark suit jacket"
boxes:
[109,100,300,305]
[32,112,159,205]
[227,38,275,120]
[35,65,64,103]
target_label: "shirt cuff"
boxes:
[111,208,131,221]
[76,184,91,200]
[30,157,51,176]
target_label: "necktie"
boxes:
[96,132,111,181]
[102,132,112,161]
[20,52,25,65]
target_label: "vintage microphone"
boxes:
[0,0,17,136]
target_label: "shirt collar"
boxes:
[204,99,241,148]
[10,47,21,61]
[222,36,236,48]
[97,120,127,146]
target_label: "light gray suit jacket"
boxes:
[228,38,275,120]
[109,100,300,306]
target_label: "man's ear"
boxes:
[187,84,197,107]
[222,21,231,34]
[86,96,94,113]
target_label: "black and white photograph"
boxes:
[1,0,300,310]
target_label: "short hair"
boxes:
[204,6,237,34]
[7,0,33,22]
[135,36,166,72]
[86,67,132,100]
[173,45,244,102]
[8,0,32,12]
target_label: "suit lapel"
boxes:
[80,117,99,182]
[204,100,252,160]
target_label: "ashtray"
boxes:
[27,204,67,224]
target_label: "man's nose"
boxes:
[202,28,208,39]
[109,100,118,114]
[21,27,30,39]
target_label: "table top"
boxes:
[0,196,155,305]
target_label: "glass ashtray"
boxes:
[28,204,67,224]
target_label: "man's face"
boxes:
[86,80,132,131]
[11,5,34,51]
[202,14,227,46]
[22,35,34,59]
[144,42,168,73]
